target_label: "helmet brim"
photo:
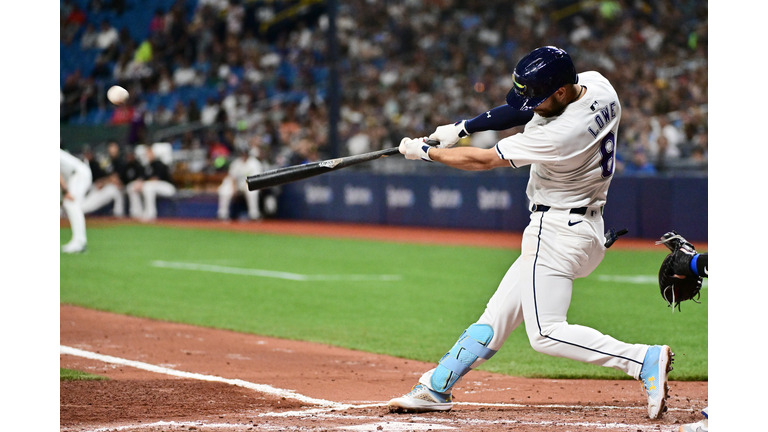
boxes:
[505,87,548,111]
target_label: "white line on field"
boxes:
[150,260,402,281]
[60,346,681,432]
[61,417,668,432]
[60,345,340,407]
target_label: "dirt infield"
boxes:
[60,218,707,431]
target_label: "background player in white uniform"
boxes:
[390,46,673,419]
[81,142,127,217]
[60,149,92,253]
[217,148,264,221]
[127,146,176,221]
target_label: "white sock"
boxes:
[62,199,87,245]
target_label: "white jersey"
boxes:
[495,71,621,209]
[229,156,263,180]
[60,149,91,182]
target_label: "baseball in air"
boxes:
[107,85,129,105]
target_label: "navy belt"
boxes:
[531,204,589,215]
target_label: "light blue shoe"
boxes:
[640,345,674,419]
[387,383,453,413]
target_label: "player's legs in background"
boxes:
[81,184,122,216]
[141,180,176,220]
[61,173,91,252]
[110,185,125,217]
[127,181,144,219]
[243,187,260,220]
[217,179,234,220]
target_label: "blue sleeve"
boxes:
[464,105,534,134]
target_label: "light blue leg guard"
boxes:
[430,324,496,393]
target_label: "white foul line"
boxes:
[60,345,682,432]
[150,260,402,281]
[60,345,340,407]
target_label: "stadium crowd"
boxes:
[60,0,708,178]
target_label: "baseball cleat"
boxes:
[387,384,453,413]
[61,242,87,254]
[679,406,708,432]
[640,345,674,419]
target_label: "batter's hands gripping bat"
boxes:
[246,140,439,191]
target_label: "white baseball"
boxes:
[107,85,129,105]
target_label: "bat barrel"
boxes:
[245,147,402,191]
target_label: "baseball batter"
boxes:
[389,46,673,419]
[60,148,92,253]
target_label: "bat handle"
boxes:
[424,139,440,147]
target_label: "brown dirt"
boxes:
[61,218,707,431]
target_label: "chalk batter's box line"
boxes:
[61,345,678,432]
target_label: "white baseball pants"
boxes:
[81,184,125,216]
[218,177,260,220]
[420,207,649,390]
[127,180,176,220]
[62,171,92,247]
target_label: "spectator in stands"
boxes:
[110,100,134,125]
[80,23,99,49]
[128,103,149,145]
[217,148,264,221]
[172,56,199,87]
[61,1,87,45]
[156,65,174,94]
[127,146,176,221]
[152,104,174,126]
[95,19,119,51]
[149,8,166,34]
[200,97,221,126]
[171,100,188,124]
[187,99,201,123]
[62,0,708,176]
[622,148,658,176]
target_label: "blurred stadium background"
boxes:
[59,0,708,241]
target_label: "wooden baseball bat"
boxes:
[245,140,438,191]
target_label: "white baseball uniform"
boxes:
[419,72,649,390]
[217,155,264,220]
[60,149,92,250]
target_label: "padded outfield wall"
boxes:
[272,172,708,243]
[150,172,707,243]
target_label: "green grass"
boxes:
[60,368,109,381]
[61,224,707,381]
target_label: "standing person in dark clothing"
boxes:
[127,146,176,221]
[81,144,125,217]
[119,146,143,187]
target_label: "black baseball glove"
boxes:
[656,231,703,311]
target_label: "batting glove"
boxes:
[428,120,469,148]
[399,137,433,162]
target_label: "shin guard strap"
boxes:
[438,356,471,377]
[459,336,497,360]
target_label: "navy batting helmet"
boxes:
[506,46,578,111]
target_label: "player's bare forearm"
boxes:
[428,147,509,171]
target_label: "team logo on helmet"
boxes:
[512,77,527,96]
